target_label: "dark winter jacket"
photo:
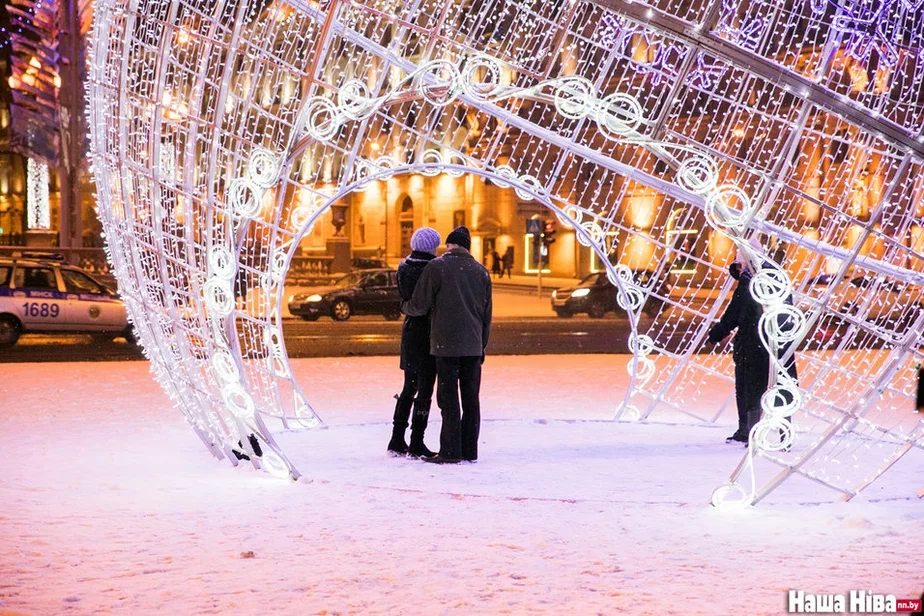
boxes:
[707,270,769,368]
[403,247,493,357]
[397,250,436,371]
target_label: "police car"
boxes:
[0,253,134,348]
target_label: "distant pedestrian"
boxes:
[491,250,502,278]
[707,247,768,445]
[404,226,492,463]
[501,247,514,279]
[388,227,442,458]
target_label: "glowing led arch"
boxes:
[88,0,924,503]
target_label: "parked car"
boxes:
[288,269,402,321]
[0,252,134,348]
[551,269,672,318]
[803,274,923,326]
[351,257,388,270]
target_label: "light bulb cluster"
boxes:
[26,158,50,230]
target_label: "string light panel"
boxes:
[87,0,924,504]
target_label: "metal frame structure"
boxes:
[87,0,924,505]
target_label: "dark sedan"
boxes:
[351,257,389,270]
[288,269,402,321]
[551,270,671,318]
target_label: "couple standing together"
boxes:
[387,225,493,464]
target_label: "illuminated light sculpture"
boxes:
[87,0,924,504]
[26,158,50,229]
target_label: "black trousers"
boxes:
[734,357,769,436]
[435,356,482,460]
[393,363,436,429]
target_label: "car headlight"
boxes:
[571,288,590,298]
[306,294,323,302]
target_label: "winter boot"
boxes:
[387,423,409,455]
[407,399,436,458]
[725,430,748,444]
[232,433,263,460]
[388,394,411,455]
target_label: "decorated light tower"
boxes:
[4,0,91,247]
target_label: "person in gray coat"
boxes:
[403,226,492,463]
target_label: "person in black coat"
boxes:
[707,257,770,444]
[387,227,442,458]
[490,250,502,278]
[404,226,493,463]
[501,247,514,278]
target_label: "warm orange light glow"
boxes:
[29,56,41,69]
[909,227,924,272]
[733,128,746,139]
[848,62,869,92]
[470,235,483,263]
[370,141,381,152]
[707,229,735,266]
[628,191,658,230]
[21,73,36,87]
[53,74,62,88]
[259,187,277,222]
[620,232,656,270]
[802,198,821,224]
[7,75,19,89]
[176,29,190,45]
[846,224,874,258]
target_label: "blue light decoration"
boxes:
[686,52,727,90]
[807,0,922,68]
[715,0,766,53]
[599,14,686,88]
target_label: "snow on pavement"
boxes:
[1,356,921,615]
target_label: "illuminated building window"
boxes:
[523,234,550,273]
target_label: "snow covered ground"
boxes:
[2,355,922,615]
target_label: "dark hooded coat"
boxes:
[708,270,770,426]
[397,250,436,371]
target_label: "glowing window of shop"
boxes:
[523,234,551,274]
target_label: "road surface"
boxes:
[0,316,638,362]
